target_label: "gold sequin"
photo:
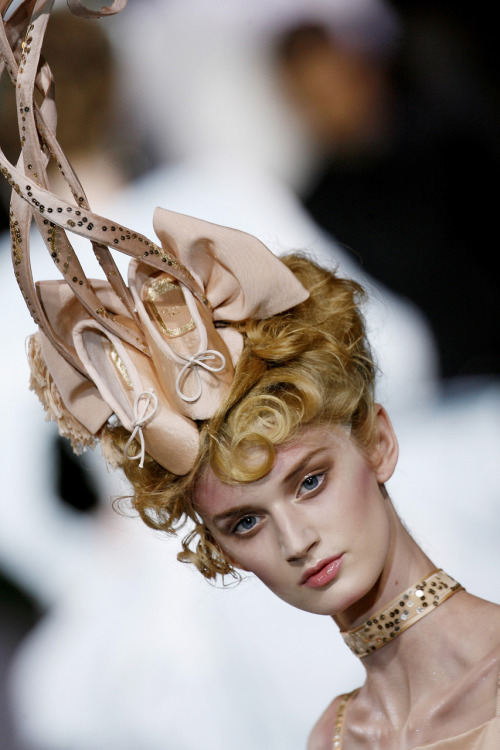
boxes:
[95,308,148,354]
[108,344,133,388]
[332,690,358,749]
[10,212,23,265]
[341,570,463,658]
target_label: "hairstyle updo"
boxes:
[101,254,378,579]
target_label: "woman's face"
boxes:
[195,414,397,617]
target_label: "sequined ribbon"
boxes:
[341,569,464,658]
[0,0,208,376]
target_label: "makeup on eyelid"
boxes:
[298,472,326,496]
[229,472,327,536]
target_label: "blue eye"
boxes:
[233,515,258,534]
[299,473,324,494]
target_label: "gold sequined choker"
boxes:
[341,569,463,658]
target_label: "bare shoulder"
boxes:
[307,694,346,750]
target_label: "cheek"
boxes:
[346,470,393,583]
[332,462,378,525]
[329,464,391,565]
[218,533,282,584]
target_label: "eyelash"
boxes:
[231,514,261,536]
[298,471,326,496]
[229,472,326,536]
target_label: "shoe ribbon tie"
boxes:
[175,350,226,403]
[123,390,159,468]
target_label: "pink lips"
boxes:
[301,555,343,589]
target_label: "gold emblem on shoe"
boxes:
[145,276,196,338]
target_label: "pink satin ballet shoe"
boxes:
[73,317,199,474]
[128,260,234,420]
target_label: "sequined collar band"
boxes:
[341,569,463,658]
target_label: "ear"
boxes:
[368,405,399,483]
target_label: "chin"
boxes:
[304,568,385,619]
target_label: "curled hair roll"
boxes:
[208,255,377,485]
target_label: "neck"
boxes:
[348,588,479,719]
[329,502,500,730]
[332,502,460,685]
[335,567,472,717]
[333,588,500,743]
[334,503,435,633]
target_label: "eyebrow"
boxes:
[211,504,261,527]
[282,446,328,486]
[210,446,330,527]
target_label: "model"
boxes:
[1,2,499,748]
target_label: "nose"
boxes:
[277,506,319,563]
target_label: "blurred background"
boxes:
[1,1,499,748]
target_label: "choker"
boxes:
[341,569,463,658]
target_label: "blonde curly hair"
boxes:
[98,254,379,580]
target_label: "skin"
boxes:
[195,407,500,749]
[279,39,391,154]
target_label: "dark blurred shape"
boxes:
[54,436,99,514]
[0,70,16,233]
[276,22,391,155]
[0,573,39,750]
[43,13,113,156]
[276,6,500,380]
